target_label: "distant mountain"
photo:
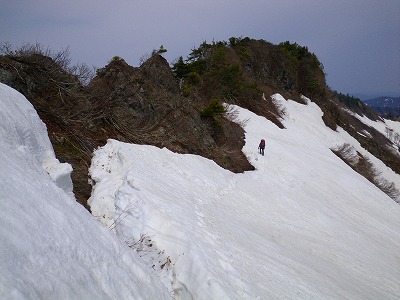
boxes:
[364,96,400,108]
[364,96,400,118]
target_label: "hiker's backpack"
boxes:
[260,139,265,147]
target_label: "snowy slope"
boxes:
[89,95,400,299]
[0,83,170,299]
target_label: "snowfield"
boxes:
[1,82,400,299]
[89,95,400,298]
[0,83,170,300]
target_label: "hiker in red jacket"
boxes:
[258,139,265,156]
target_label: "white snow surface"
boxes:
[89,94,400,299]
[1,80,400,299]
[0,83,170,300]
[0,83,73,196]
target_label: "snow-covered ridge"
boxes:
[0,83,170,299]
[89,93,400,298]
[1,80,399,299]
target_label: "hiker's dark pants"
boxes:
[259,147,265,156]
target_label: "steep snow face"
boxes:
[0,83,73,195]
[347,110,400,184]
[352,111,400,141]
[0,83,170,300]
[89,94,400,299]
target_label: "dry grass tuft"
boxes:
[332,143,400,203]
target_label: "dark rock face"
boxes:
[0,53,254,208]
[88,56,241,157]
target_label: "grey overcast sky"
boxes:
[1,0,399,98]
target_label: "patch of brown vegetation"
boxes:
[332,144,400,202]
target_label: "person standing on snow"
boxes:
[258,139,265,156]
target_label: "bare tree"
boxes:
[385,127,394,141]
[394,133,400,147]
[1,42,94,85]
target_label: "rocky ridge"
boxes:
[0,38,398,208]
